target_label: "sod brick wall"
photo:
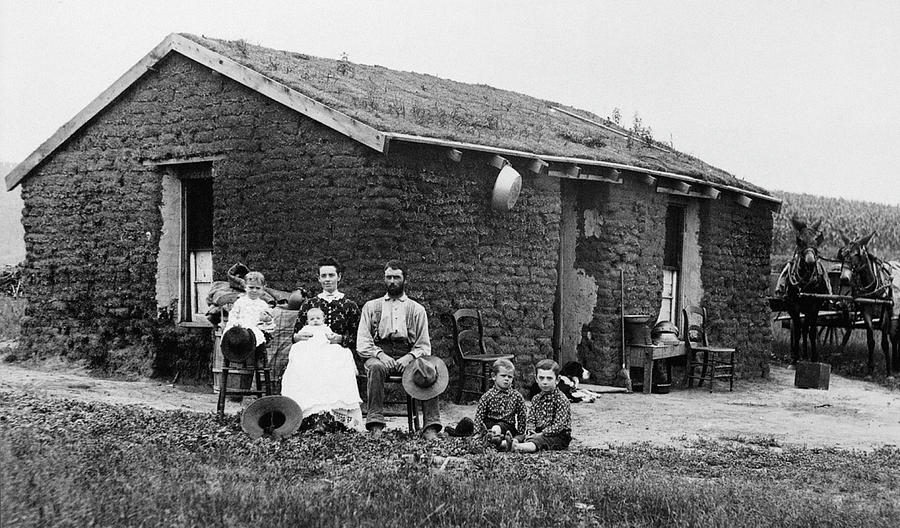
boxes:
[17,53,560,381]
[565,181,774,383]
[699,199,775,377]
[570,180,669,382]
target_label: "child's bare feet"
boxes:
[504,431,514,452]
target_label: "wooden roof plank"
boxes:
[5,35,180,191]
[168,35,385,154]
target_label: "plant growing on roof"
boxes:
[611,107,622,125]
[235,39,249,57]
[337,52,354,77]
[627,112,654,149]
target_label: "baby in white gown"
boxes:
[280,308,363,430]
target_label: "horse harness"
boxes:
[786,247,830,295]
[844,250,892,300]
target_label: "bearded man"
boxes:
[356,260,443,439]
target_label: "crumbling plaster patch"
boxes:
[681,202,703,312]
[572,268,598,345]
[583,209,603,238]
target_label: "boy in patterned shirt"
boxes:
[474,358,527,447]
[505,359,572,453]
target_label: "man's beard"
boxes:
[386,282,404,296]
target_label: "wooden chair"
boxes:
[450,308,514,403]
[216,343,273,418]
[356,374,420,432]
[682,306,736,392]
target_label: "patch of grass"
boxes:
[1,392,898,527]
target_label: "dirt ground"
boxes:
[1,360,898,451]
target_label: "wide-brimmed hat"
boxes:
[220,326,257,362]
[241,396,303,439]
[402,356,449,400]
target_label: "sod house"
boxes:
[6,34,780,384]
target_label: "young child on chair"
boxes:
[502,359,572,453]
[225,271,275,342]
[475,358,527,448]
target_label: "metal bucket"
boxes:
[623,314,653,345]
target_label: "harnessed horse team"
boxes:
[776,216,900,376]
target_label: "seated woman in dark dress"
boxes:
[280,257,362,431]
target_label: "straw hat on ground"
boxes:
[241,396,303,439]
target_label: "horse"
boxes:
[775,216,831,365]
[837,231,900,375]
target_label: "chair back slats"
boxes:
[451,308,487,359]
[682,306,709,349]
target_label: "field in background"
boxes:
[771,190,900,271]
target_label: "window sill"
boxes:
[179,320,214,329]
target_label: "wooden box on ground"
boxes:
[794,361,831,390]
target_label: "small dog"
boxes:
[528,361,594,402]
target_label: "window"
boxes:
[182,176,213,322]
[659,203,685,323]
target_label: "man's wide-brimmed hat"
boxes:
[220,326,257,362]
[241,396,303,439]
[402,356,449,400]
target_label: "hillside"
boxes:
[0,162,25,266]
[771,190,900,270]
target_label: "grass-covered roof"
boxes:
[183,34,768,195]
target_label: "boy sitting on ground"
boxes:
[474,358,527,447]
[503,359,572,453]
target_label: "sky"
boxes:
[1,0,898,205]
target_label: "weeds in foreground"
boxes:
[1,392,898,527]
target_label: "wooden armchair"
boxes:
[682,306,736,392]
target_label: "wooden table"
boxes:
[625,342,686,394]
